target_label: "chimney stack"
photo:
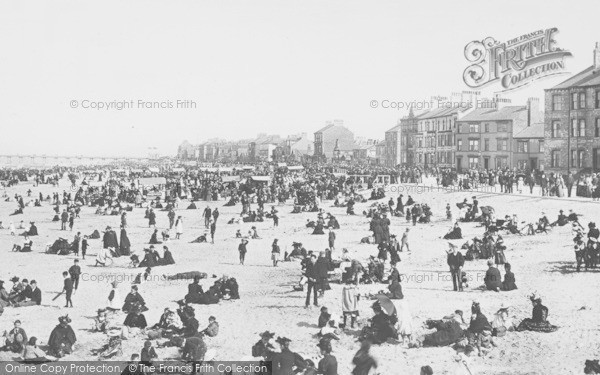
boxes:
[527,97,541,126]
[594,42,600,70]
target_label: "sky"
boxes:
[0,0,598,157]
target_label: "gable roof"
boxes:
[551,66,600,89]
[513,123,544,138]
[315,124,335,133]
[459,106,526,122]
[385,124,402,133]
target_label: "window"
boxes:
[551,150,560,167]
[579,92,586,109]
[596,90,600,109]
[571,119,578,137]
[579,119,586,137]
[484,123,489,132]
[517,141,528,153]
[572,150,584,168]
[596,118,600,137]
[572,93,579,110]
[552,94,563,111]
[497,157,509,168]
[457,139,463,151]
[469,157,479,169]
[539,140,544,152]
[469,124,480,133]
[497,123,508,132]
[497,139,508,151]
[457,124,461,134]
[552,121,560,138]
[484,139,489,151]
[469,139,479,151]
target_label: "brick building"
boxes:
[398,109,419,166]
[455,99,542,171]
[383,123,401,167]
[313,120,355,160]
[415,107,464,169]
[513,123,545,171]
[543,43,600,173]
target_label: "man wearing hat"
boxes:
[446,244,464,292]
[251,331,275,360]
[305,254,319,307]
[1,320,27,352]
[317,338,338,375]
[273,337,303,375]
[16,280,41,307]
[8,277,23,302]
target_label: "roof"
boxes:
[315,124,335,133]
[551,66,600,90]
[419,107,460,120]
[459,106,526,122]
[385,124,402,133]
[514,123,544,138]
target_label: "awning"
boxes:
[218,167,233,173]
[172,167,185,172]
[277,163,287,167]
[131,169,144,173]
[221,176,240,183]
[242,165,254,170]
[147,167,160,173]
[138,177,166,186]
[250,176,271,182]
[287,165,304,171]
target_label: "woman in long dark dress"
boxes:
[501,263,517,291]
[517,294,558,333]
[120,226,131,256]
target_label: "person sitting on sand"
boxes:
[22,337,56,363]
[149,229,162,245]
[1,320,27,353]
[443,222,463,240]
[184,275,204,304]
[47,315,76,358]
[483,260,502,292]
[501,263,517,291]
[516,293,558,333]
[122,286,146,313]
[201,316,219,337]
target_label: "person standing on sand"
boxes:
[238,239,248,265]
[210,220,216,244]
[400,228,410,252]
[175,216,183,239]
[447,244,464,292]
[62,272,73,308]
[328,228,336,251]
[271,239,281,267]
[68,259,81,292]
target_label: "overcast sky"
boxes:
[0,0,598,157]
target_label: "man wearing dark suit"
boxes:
[304,255,319,307]
[447,246,464,292]
[63,272,73,307]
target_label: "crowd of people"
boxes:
[0,161,595,374]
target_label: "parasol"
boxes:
[374,294,397,316]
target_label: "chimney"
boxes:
[594,42,600,70]
[527,97,541,126]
